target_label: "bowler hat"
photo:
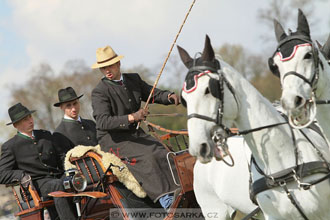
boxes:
[91,45,124,69]
[54,87,83,107]
[6,103,36,125]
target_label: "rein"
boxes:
[185,67,288,138]
[144,120,188,135]
[184,60,330,220]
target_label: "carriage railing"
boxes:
[6,181,54,219]
[144,120,189,152]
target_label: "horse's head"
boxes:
[178,35,239,163]
[269,9,327,128]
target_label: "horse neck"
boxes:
[315,55,330,145]
[222,65,299,173]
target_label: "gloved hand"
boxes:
[20,173,32,189]
[168,93,180,106]
[132,108,149,122]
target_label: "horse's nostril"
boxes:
[200,143,208,157]
[295,96,305,108]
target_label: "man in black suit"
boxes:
[0,103,76,219]
[53,87,97,156]
[91,45,180,210]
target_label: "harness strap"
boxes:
[232,122,287,137]
[241,207,261,220]
[251,161,330,200]
[281,183,309,220]
[316,100,330,104]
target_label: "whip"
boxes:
[137,0,197,129]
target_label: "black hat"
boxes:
[6,103,36,126]
[54,87,83,107]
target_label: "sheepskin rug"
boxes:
[64,145,147,198]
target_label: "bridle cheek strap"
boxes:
[282,44,320,93]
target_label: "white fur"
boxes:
[193,137,263,220]
[64,145,147,198]
[183,59,330,220]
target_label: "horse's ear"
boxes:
[274,19,287,42]
[177,45,193,69]
[321,34,330,60]
[201,34,215,62]
[297,9,310,37]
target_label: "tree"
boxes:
[215,43,281,102]
[0,121,16,147]
[257,0,318,45]
[7,60,186,133]
[8,60,98,131]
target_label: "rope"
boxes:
[144,120,188,135]
[147,113,185,117]
[137,0,197,129]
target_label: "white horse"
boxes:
[193,137,261,220]
[269,9,330,145]
[179,35,330,220]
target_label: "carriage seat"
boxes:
[64,145,147,198]
[6,181,54,220]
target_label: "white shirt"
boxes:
[18,131,35,139]
[64,114,82,123]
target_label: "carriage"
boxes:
[7,127,201,220]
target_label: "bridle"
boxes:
[269,35,324,129]
[181,59,239,165]
[182,59,289,165]
[183,62,239,137]
[270,35,321,91]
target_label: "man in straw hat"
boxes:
[0,103,76,219]
[53,86,97,159]
[91,45,180,210]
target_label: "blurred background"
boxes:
[0,0,329,218]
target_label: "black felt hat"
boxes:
[6,103,36,125]
[54,87,83,107]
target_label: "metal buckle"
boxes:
[292,169,311,190]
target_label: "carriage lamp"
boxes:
[63,168,87,192]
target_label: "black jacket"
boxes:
[92,73,171,136]
[91,73,179,201]
[54,118,97,149]
[0,130,63,184]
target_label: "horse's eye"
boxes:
[304,52,312,60]
[205,87,210,95]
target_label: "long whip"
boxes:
[137,0,197,129]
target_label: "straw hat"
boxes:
[91,45,124,69]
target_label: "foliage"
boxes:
[257,0,318,44]
[216,44,281,102]
[0,185,18,217]
[0,121,16,146]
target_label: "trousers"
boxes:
[36,176,77,220]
